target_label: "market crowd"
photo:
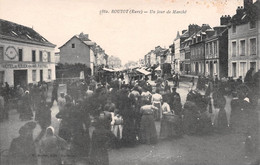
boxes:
[0,68,260,165]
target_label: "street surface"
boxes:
[0,80,259,165]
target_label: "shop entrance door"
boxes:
[14,70,27,87]
[40,70,43,82]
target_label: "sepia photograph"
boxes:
[0,0,259,164]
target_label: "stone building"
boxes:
[59,33,96,75]
[190,24,212,75]
[228,0,260,79]
[0,19,56,87]
[204,16,230,79]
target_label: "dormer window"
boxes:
[249,21,256,29]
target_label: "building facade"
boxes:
[228,0,260,79]
[59,33,96,75]
[0,19,56,87]
[205,16,229,79]
[107,56,121,68]
[190,24,211,76]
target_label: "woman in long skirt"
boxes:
[160,98,174,139]
[139,100,158,144]
[90,119,116,165]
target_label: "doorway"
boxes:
[14,70,27,88]
[210,61,214,77]
[40,70,43,82]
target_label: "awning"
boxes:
[103,68,114,72]
[155,66,161,71]
[136,68,151,75]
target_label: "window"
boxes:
[250,62,256,73]
[232,25,236,33]
[18,49,23,61]
[32,70,36,81]
[240,40,246,56]
[240,62,247,78]
[214,41,217,55]
[249,21,256,29]
[249,38,256,55]
[232,62,237,77]
[47,52,51,62]
[48,69,51,79]
[232,41,237,56]
[72,43,75,48]
[32,50,36,62]
[0,47,3,60]
[212,42,214,55]
[39,51,43,62]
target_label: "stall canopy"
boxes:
[155,66,161,71]
[136,68,151,75]
[103,68,114,72]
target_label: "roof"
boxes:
[230,1,260,26]
[59,35,96,49]
[0,19,56,48]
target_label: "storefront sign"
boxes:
[2,63,48,69]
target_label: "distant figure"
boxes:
[174,73,179,88]
[51,82,59,106]
[58,92,66,113]
[190,77,195,88]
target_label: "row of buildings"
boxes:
[143,0,259,80]
[56,32,121,75]
[0,19,121,87]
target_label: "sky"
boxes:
[0,0,245,64]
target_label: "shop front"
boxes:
[0,62,55,87]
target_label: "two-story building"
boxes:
[59,33,96,75]
[228,0,260,79]
[0,19,56,87]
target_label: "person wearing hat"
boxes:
[20,90,33,121]
[8,121,37,165]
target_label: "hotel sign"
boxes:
[2,63,48,69]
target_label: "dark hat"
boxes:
[19,121,36,135]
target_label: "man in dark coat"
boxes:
[244,67,255,88]
[8,121,37,165]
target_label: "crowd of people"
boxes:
[0,68,260,165]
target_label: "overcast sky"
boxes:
[0,0,245,64]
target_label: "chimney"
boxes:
[78,32,89,41]
[244,0,253,9]
[205,29,215,38]
[236,6,244,15]
[182,30,187,34]
[188,24,200,36]
[220,15,231,25]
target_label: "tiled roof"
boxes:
[0,19,56,48]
